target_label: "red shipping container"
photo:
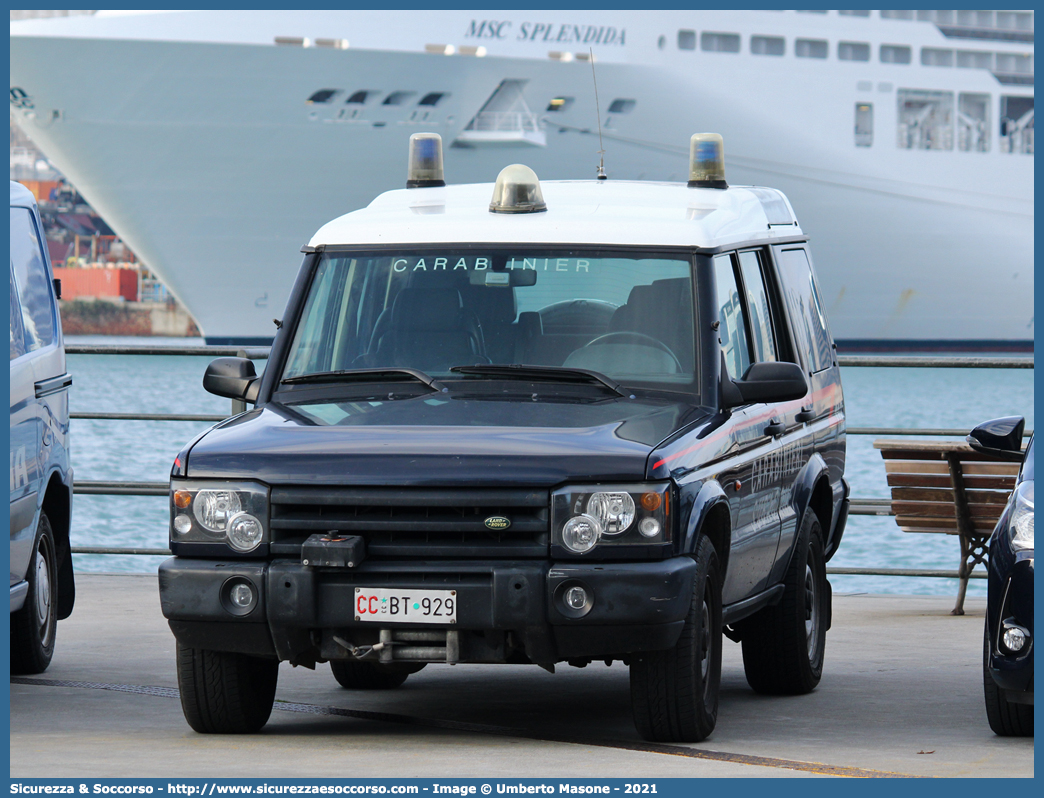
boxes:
[53,267,139,302]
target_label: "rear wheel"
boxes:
[11,513,58,675]
[330,660,422,689]
[741,508,828,695]
[176,642,279,733]
[983,628,1034,736]
[630,535,722,742]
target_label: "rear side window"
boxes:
[713,254,751,379]
[774,248,833,373]
[10,206,55,351]
[736,251,777,363]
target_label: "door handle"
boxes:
[765,417,785,437]
[795,404,815,423]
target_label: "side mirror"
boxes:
[203,357,259,403]
[724,361,808,408]
[967,416,1025,459]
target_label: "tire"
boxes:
[983,627,1034,736]
[741,508,828,695]
[11,512,58,675]
[176,642,279,733]
[330,660,422,689]
[630,535,722,742]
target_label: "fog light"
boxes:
[227,512,264,552]
[564,585,589,610]
[230,582,255,609]
[562,514,601,554]
[1003,626,1027,653]
[173,514,192,535]
[639,517,661,538]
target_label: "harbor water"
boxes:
[66,335,1034,597]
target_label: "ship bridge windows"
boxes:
[897,89,954,150]
[795,38,828,59]
[751,36,784,56]
[383,91,416,106]
[1000,96,1034,154]
[307,89,342,104]
[839,41,870,62]
[677,29,696,50]
[701,32,741,53]
[855,103,873,147]
[419,92,449,106]
[880,44,912,64]
[921,48,954,67]
[994,53,1033,84]
[958,93,990,152]
[608,99,636,114]
[346,90,378,104]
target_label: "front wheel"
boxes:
[740,508,828,695]
[11,512,58,675]
[176,642,279,733]
[983,628,1034,736]
[630,535,722,742]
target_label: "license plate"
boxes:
[354,587,457,624]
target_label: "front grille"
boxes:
[269,486,549,558]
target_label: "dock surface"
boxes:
[10,574,1034,778]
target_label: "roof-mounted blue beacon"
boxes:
[406,132,445,188]
[688,132,728,190]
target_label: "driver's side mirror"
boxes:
[967,416,1025,460]
[203,357,259,404]
[722,361,808,408]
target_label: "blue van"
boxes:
[10,180,74,673]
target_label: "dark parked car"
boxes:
[969,416,1033,736]
[10,180,75,673]
[159,134,849,742]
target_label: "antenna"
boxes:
[589,48,607,180]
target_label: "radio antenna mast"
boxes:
[590,48,607,180]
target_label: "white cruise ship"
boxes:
[10,10,1034,349]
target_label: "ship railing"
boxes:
[65,346,1033,580]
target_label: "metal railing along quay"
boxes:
[66,346,1032,577]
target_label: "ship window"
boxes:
[346,90,376,104]
[608,99,636,114]
[677,29,696,50]
[839,10,871,17]
[307,89,342,104]
[956,51,993,70]
[1000,96,1034,154]
[419,92,449,106]
[839,42,870,62]
[701,32,740,53]
[918,10,953,25]
[958,93,990,152]
[880,44,911,64]
[958,10,993,28]
[795,39,828,59]
[546,96,574,112]
[995,53,1033,75]
[855,103,873,146]
[880,10,914,21]
[751,36,784,56]
[383,91,416,106]
[897,89,954,150]
[796,10,827,13]
[921,48,954,68]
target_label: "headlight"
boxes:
[552,483,671,555]
[170,480,269,553]
[1010,481,1033,552]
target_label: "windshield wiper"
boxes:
[281,367,447,392]
[449,364,627,397]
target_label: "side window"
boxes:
[736,251,777,363]
[775,248,833,373]
[10,266,27,361]
[9,207,55,351]
[713,254,751,380]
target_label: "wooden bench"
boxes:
[873,439,1021,615]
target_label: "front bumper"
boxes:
[158,556,697,666]
[987,554,1034,699]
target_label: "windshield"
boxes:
[282,249,696,391]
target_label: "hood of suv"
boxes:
[185,394,709,486]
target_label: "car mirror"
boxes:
[724,361,808,408]
[967,416,1025,459]
[203,357,259,403]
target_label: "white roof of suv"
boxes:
[309,180,803,252]
[10,180,37,208]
